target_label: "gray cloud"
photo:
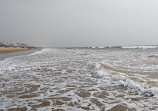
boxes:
[0,0,158,47]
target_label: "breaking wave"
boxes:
[90,62,158,97]
[121,45,158,49]
[89,45,158,49]
[30,48,52,55]
[0,48,52,73]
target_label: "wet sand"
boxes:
[0,47,28,54]
[0,48,42,61]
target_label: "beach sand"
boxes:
[0,47,28,54]
[0,48,42,61]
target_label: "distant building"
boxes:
[16,43,28,48]
[0,42,6,47]
[0,42,30,48]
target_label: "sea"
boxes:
[0,46,158,111]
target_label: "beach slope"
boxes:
[0,47,28,54]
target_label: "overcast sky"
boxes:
[0,0,158,47]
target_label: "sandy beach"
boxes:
[0,47,28,54]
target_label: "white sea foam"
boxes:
[0,48,54,73]
[30,48,52,55]
[122,45,158,49]
[0,48,158,110]
[89,45,158,49]
[91,62,158,97]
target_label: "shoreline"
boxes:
[0,47,28,54]
[0,47,42,61]
[0,47,40,54]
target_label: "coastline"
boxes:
[0,47,42,61]
[0,47,28,54]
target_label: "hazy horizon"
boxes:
[1,0,158,47]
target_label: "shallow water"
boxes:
[0,48,158,111]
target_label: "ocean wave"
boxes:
[89,62,158,97]
[0,56,33,74]
[0,49,47,73]
[30,48,52,55]
[0,48,56,73]
[89,45,158,49]
[121,45,158,49]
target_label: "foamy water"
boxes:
[0,48,158,111]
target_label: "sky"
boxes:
[0,0,158,47]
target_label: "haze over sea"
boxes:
[0,46,158,111]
